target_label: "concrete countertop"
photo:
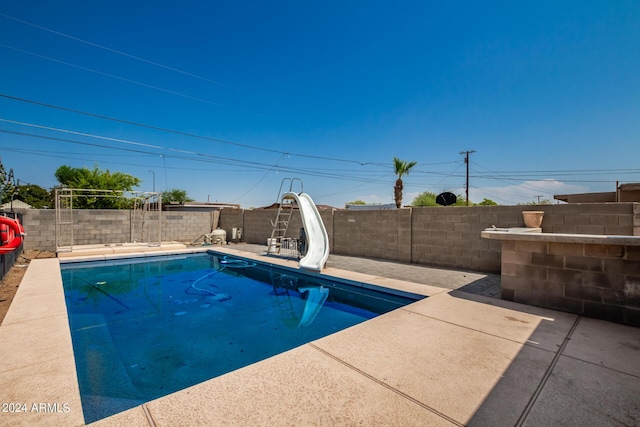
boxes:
[481,229,640,246]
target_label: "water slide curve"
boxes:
[282,192,330,272]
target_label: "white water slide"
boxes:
[282,192,330,272]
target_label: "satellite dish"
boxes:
[436,192,457,206]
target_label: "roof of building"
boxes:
[554,182,640,203]
[162,201,241,211]
[0,200,34,210]
[259,202,335,210]
[345,203,396,210]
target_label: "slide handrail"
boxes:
[274,178,303,203]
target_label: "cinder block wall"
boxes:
[73,210,131,245]
[20,209,56,251]
[409,202,638,272]
[222,208,335,248]
[22,209,133,249]
[538,203,637,235]
[332,209,410,262]
[500,240,640,326]
[237,209,316,245]
[321,210,335,250]
[221,203,637,273]
[20,203,639,274]
[219,209,243,239]
[161,212,214,243]
[21,210,214,251]
[411,206,505,272]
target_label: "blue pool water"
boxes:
[61,252,421,423]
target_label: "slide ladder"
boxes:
[269,272,299,329]
[267,197,295,255]
[267,178,303,256]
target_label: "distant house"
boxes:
[0,199,34,211]
[162,201,240,212]
[259,202,335,210]
[554,183,640,203]
[345,203,396,210]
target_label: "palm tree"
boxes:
[393,157,417,208]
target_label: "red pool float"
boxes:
[0,216,25,253]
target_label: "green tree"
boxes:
[55,165,140,190]
[345,200,366,207]
[478,198,498,206]
[411,191,438,207]
[14,184,53,209]
[393,157,417,208]
[517,199,552,205]
[453,194,469,206]
[161,188,193,203]
[55,165,141,209]
[0,158,15,204]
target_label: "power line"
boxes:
[468,161,623,193]
[0,127,285,171]
[0,143,281,174]
[3,94,637,202]
[472,165,640,175]
[8,94,634,181]
[470,175,617,183]
[3,115,631,191]
[0,118,166,150]
[0,44,232,108]
[0,12,235,89]
[231,154,286,202]
[0,129,393,185]
[0,94,383,166]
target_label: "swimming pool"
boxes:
[61,251,423,423]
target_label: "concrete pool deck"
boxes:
[0,244,638,426]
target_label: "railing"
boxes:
[274,178,303,202]
[280,237,301,258]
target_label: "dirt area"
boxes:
[0,250,56,324]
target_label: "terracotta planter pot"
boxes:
[522,211,544,228]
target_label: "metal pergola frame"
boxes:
[55,188,162,253]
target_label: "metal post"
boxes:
[148,170,156,192]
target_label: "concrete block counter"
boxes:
[482,229,640,326]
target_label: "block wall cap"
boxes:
[481,230,640,246]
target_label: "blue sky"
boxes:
[1,1,638,207]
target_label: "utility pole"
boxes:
[148,170,156,193]
[535,194,543,204]
[460,150,475,206]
